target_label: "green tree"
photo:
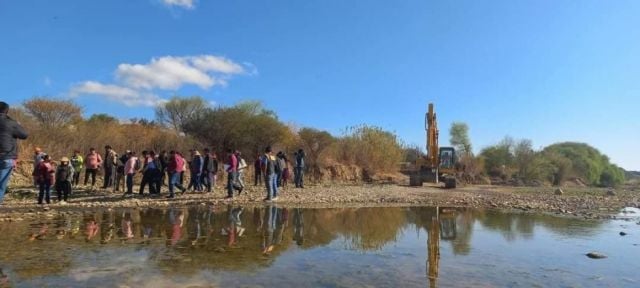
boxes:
[542,142,625,187]
[88,113,119,124]
[480,137,514,178]
[155,96,209,133]
[449,122,472,155]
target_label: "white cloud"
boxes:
[68,54,249,107]
[190,55,245,74]
[70,81,166,107]
[162,0,195,9]
[116,55,245,90]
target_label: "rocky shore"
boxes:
[0,184,638,220]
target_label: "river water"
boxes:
[0,206,638,287]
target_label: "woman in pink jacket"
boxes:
[84,148,102,188]
[124,151,139,195]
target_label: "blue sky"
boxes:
[1,0,638,170]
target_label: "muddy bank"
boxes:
[1,184,639,221]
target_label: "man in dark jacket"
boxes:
[0,102,28,204]
[295,149,305,188]
[202,148,218,193]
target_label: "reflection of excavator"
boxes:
[426,207,458,288]
[410,103,457,188]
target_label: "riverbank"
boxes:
[1,183,638,220]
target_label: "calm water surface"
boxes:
[0,206,638,287]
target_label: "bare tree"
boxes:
[23,97,82,128]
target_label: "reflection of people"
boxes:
[121,212,134,240]
[28,224,49,241]
[293,208,304,245]
[85,219,99,242]
[101,210,115,244]
[0,267,9,286]
[168,209,185,246]
[262,205,278,254]
[221,206,245,246]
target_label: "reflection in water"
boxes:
[0,205,625,287]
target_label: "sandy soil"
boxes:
[1,183,638,220]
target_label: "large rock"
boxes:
[606,189,616,196]
[586,252,607,259]
[554,188,564,195]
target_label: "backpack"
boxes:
[274,158,283,174]
[238,158,247,171]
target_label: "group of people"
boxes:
[0,101,308,206]
[31,147,228,203]
[29,145,306,205]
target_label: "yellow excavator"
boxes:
[409,103,457,188]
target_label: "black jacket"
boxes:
[0,113,28,160]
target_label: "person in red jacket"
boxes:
[35,155,55,205]
[166,151,187,199]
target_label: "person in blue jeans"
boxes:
[261,146,278,201]
[0,102,29,204]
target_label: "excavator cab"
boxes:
[438,147,455,171]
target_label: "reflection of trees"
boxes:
[476,210,603,241]
[0,205,607,282]
[307,207,407,250]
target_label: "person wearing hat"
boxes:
[35,154,55,205]
[0,101,28,204]
[55,156,75,204]
[32,147,47,186]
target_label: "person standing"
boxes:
[70,150,83,187]
[35,155,55,205]
[123,151,138,195]
[102,145,117,189]
[84,148,102,188]
[32,147,47,186]
[115,150,129,192]
[236,151,247,191]
[295,149,306,188]
[167,151,186,199]
[225,149,242,199]
[159,150,169,186]
[202,149,218,193]
[188,150,204,192]
[275,152,286,187]
[254,154,262,186]
[0,102,28,204]
[261,146,278,201]
[152,151,163,195]
[139,151,158,196]
[55,157,74,204]
[282,158,290,188]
